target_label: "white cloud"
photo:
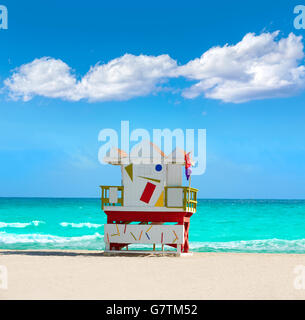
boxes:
[4,57,78,101]
[76,54,177,101]
[179,31,305,103]
[5,54,177,102]
[4,32,305,104]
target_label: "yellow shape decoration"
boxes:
[138,176,161,183]
[130,232,137,241]
[172,230,178,243]
[125,164,133,181]
[111,224,120,237]
[116,224,120,236]
[155,191,164,207]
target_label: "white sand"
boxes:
[1,250,305,300]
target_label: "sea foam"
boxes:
[60,222,103,228]
[190,238,305,253]
[0,231,104,248]
[0,221,44,228]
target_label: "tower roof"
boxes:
[165,147,186,165]
[103,141,193,165]
[103,147,128,165]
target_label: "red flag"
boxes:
[185,152,192,169]
[184,152,192,180]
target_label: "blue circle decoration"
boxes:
[155,164,162,172]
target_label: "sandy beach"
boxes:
[0,250,305,300]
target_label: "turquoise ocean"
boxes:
[1,198,305,253]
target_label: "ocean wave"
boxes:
[0,231,104,247]
[60,222,103,228]
[190,238,305,253]
[0,221,44,228]
[2,232,305,253]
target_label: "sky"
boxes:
[0,0,305,199]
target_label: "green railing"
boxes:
[100,185,198,213]
[164,186,198,213]
[100,185,124,210]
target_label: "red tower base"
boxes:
[104,210,193,253]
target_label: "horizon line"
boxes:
[0,197,305,201]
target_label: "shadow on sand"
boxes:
[0,250,171,258]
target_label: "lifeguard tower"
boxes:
[100,141,198,255]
